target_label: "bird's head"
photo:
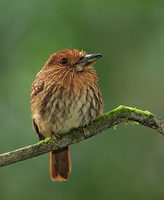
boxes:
[42,48,102,83]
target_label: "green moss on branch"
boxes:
[0,105,163,168]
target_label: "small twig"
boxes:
[0,105,163,167]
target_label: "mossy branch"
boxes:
[0,105,164,167]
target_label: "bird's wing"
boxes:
[31,78,44,98]
[31,78,45,140]
[32,119,45,140]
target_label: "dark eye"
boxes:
[59,58,69,65]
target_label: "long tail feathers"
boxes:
[49,146,71,181]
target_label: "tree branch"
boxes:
[0,105,163,167]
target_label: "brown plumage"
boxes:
[31,48,103,181]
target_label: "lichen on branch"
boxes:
[0,105,163,168]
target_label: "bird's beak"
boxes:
[77,54,102,65]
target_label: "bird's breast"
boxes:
[32,80,103,137]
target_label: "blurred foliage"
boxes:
[0,0,164,200]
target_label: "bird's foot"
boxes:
[51,132,61,140]
[81,125,89,137]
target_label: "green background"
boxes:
[0,0,164,200]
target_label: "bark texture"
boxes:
[0,106,163,167]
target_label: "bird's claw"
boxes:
[51,132,61,140]
[82,125,88,137]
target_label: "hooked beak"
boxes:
[77,53,102,65]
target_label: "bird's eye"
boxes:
[59,58,69,66]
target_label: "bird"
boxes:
[31,48,103,181]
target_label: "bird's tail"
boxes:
[49,146,71,181]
